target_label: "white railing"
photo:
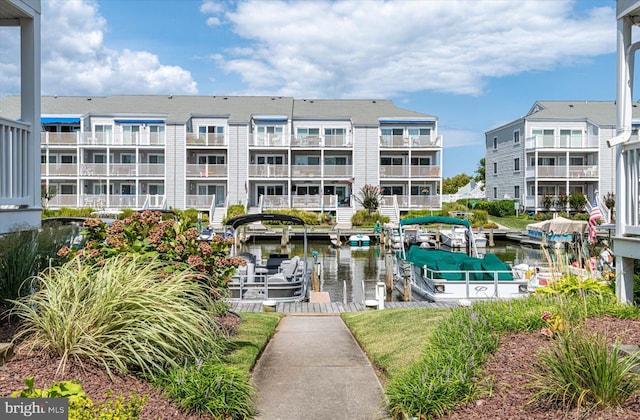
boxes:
[323,165,352,177]
[185,133,226,146]
[621,140,640,236]
[0,118,33,207]
[137,164,165,176]
[185,194,215,208]
[248,164,289,177]
[43,163,77,176]
[380,135,441,148]
[525,134,599,150]
[46,194,78,208]
[291,165,321,177]
[185,164,227,177]
[41,132,78,146]
[250,134,289,147]
[80,163,108,176]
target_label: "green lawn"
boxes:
[223,312,283,371]
[489,215,532,230]
[341,307,451,382]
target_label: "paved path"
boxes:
[252,315,391,420]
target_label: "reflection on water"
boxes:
[240,239,548,304]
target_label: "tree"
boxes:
[568,192,587,213]
[355,184,382,215]
[474,158,485,184]
[41,184,57,210]
[442,173,472,195]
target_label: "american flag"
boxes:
[588,197,601,244]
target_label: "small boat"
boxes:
[226,213,311,302]
[349,234,370,250]
[439,225,468,248]
[329,232,342,248]
[525,217,588,249]
[474,231,488,248]
[395,216,529,302]
[382,223,403,249]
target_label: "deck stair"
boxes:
[379,205,399,224]
[334,207,353,229]
[210,206,227,229]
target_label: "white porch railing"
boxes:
[621,140,640,236]
[0,118,33,207]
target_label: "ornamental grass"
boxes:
[10,255,225,378]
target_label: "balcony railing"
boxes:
[185,133,226,146]
[110,164,137,176]
[185,194,215,208]
[568,165,598,178]
[46,194,78,207]
[525,134,599,150]
[1,118,34,207]
[41,132,78,146]
[380,135,441,148]
[81,163,108,176]
[323,165,352,177]
[42,163,77,176]
[185,164,227,177]
[525,165,598,179]
[380,165,441,178]
[250,134,289,147]
[621,141,640,236]
[78,132,166,146]
[137,164,165,176]
[291,165,321,177]
[535,165,567,178]
[380,194,441,209]
[291,136,322,147]
[248,164,289,177]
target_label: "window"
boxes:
[294,156,320,165]
[410,157,432,165]
[121,184,136,195]
[532,129,554,147]
[148,154,164,164]
[148,184,165,195]
[324,128,346,145]
[493,187,497,199]
[93,154,107,164]
[381,186,403,195]
[514,186,520,199]
[60,155,76,164]
[411,185,432,195]
[513,130,520,143]
[257,185,285,196]
[324,156,348,165]
[256,155,284,165]
[198,155,226,164]
[297,128,320,137]
[380,156,404,165]
[94,125,112,142]
[256,125,283,138]
[493,162,497,174]
[149,125,165,144]
[538,157,556,166]
[514,158,520,171]
[122,125,140,145]
[569,185,584,194]
[198,125,224,136]
[493,137,497,149]
[120,154,135,164]
[60,184,75,194]
[570,157,584,166]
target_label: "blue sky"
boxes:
[0,0,620,177]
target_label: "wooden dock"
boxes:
[227,300,459,313]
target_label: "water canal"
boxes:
[239,239,547,303]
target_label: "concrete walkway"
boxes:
[252,315,391,420]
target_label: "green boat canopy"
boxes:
[399,216,471,228]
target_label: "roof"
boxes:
[0,95,435,126]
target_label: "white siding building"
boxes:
[0,95,443,227]
[485,101,628,213]
[0,0,41,234]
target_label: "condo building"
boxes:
[484,101,632,212]
[0,95,443,228]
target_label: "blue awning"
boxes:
[114,119,165,124]
[253,116,288,122]
[41,117,80,124]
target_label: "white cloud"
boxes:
[0,0,197,97]
[207,0,615,98]
[440,128,484,149]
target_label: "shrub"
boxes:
[0,225,73,310]
[528,329,640,411]
[12,377,147,419]
[57,210,238,295]
[355,184,382,215]
[268,209,321,225]
[351,210,389,227]
[472,200,515,217]
[155,361,255,418]
[224,205,246,224]
[11,255,226,378]
[568,192,587,213]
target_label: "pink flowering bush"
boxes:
[57,210,243,298]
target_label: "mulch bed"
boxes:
[2,312,640,419]
[0,311,242,420]
[443,316,640,420]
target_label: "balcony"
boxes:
[568,165,598,178]
[380,165,441,178]
[291,165,321,178]
[42,163,77,176]
[291,136,322,148]
[525,134,599,150]
[137,164,165,176]
[41,132,78,146]
[81,163,108,176]
[111,164,137,176]
[248,164,289,177]
[533,165,568,178]
[525,165,598,179]
[324,135,352,148]
[380,135,441,148]
[250,135,289,147]
[323,165,352,177]
[185,164,227,177]
[186,133,226,147]
[45,194,78,208]
[185,194,215,208]
[80,132,166,146]
[409,195,441,208]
